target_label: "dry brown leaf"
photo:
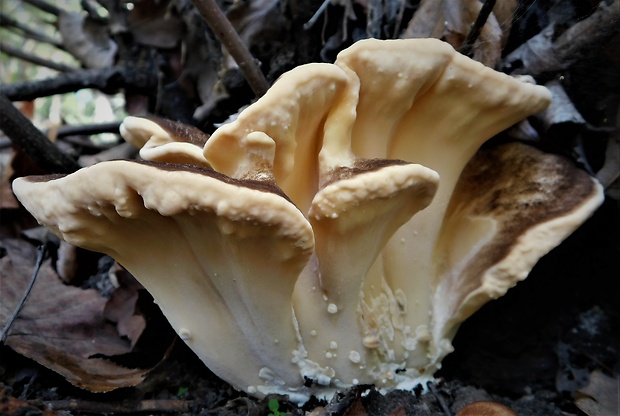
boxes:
[224,0,286,69]
[502,0,620,75]
[596,132,620,193]
[492,0,518,47]
[0,239,149,392]
[342,392,368,416]
[58,11,117,69]
[185,34,228,121]
[128,0,184,48]
[104,264,146,349]
[401,0,502,67]
[0,150,19,210]
[0,385,59,416]
[227,0,283,45]
[575,370,620,416]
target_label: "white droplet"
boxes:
[179,328,191,340]
[327,303,338,314]
[362,335,381,348]
[348,350,361,363]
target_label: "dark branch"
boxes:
[55,121,121,139]
[22,0,62,16]
[0,65,156,102]
[0,95,81,174]
[0,44,77,73]
[191,0,270,98]
[460,0,497,57]
[0,13,65,50]
[44,399,194,414]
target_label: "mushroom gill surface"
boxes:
[12,38,603,404]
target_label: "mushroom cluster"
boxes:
[12,39,603,404]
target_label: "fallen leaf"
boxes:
[0,239,148,391]
[58,11,117,69]
[128,0,184,48]
[575,370,620,416]
[0,154,19,210]
[401,0,502,67]
[0,384,59,416]
[104,264,146,348]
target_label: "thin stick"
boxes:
[460,0,496,57]
[191,0,269,98]
[22,0,61,16]
[0,65,154,102]
[0,245,47,344]
[55,121,121,139]
[43,399,194,413]
[0,43,76,73]
[428,381,452,416]
[0,13,65,49]
[303,0,331,30]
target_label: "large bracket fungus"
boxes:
[12,39,603,404]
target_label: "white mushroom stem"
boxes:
[293,162,439,385]
[12,161,314,391]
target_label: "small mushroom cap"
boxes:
[456,401,517,416]
[120,116,211,167]
[204,63,351,211]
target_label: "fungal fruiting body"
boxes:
[12,39,603,404]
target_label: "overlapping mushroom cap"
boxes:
[12,39,603,403]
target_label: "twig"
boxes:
[0,13,65,50]
[303,0,331,30]
[54,121,121,139]
[366,0,383,38]
[43,399,194,413]
[190,0,269,98]
[0,43,77,73]
[0,122,120,151]
[80,0,109,23]
[392,0,408,39]
[0,66,155,102]
[22,0,62,16]
[0,95,81,173]
[0,245,47,344]
[459,0,496,57]
[427,381,452,416]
